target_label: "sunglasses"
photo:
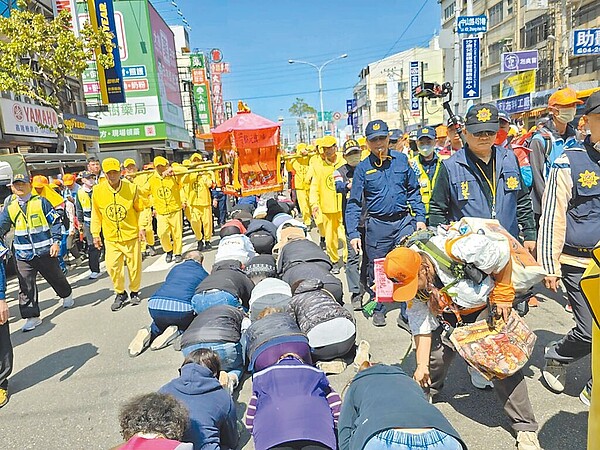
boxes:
[368,136,388,142]
[473,130,496,138]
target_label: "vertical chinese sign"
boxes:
[190,52,214,133]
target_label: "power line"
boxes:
[223,86,355,102]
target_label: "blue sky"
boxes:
[152,0,441,124]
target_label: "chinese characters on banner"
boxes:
[190,53,214,129]
[573,28,600,55]
[462,37,480,99]
[496,93,532,114]
[409,61,420,117]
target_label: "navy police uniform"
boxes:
[346,120,425,323]
[429,104,537,242]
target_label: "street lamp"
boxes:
[288,53,348,136]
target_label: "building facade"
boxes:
[439,0,600,120]
[353,37,444,134]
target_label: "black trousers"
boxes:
[83,224,100,273]
[16,255,72,318]
[0,321,12,389]
[547,264,592,362]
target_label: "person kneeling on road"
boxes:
[384,233,541,450]
[192,259,254,314]
[180,304,247,394]
[160,349,239,450]
[128,250,208,357]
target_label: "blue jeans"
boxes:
[182,341,244,380]
[364,429,463,450]
[191,290,240,314]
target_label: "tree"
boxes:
[0,0,114,134]
[289,97,316,142]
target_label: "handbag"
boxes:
[449,310,537,380]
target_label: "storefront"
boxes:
[0,98,59,153]
[63,113,100,154]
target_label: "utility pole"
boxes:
[561,0,572,86]
[452,0,463,114]
[420,61,426,127]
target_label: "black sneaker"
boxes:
[165,251,173,263]
[372,311,386,327]
[111,292,128,311]
[396,313,411,334]
[147,245,156,257]
[130,291,142,306]
[331,260,343,275]
[351,293,363,311]
[204,241,212,250]
[320,237,326,250]
[197,241,204,251]
[174,254,183,263]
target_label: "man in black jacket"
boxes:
[192,259,254,313]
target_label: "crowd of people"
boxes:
[0,89,598,450]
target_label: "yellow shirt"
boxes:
[309,155,344,214]
[184,172,213,207]
[288,157,311,191]
[148,171,185,215]
[91,179,143,242]
[131,173,152,209]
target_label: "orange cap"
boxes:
[435,125,448,138]
[383,247,422,302]
[63,174,76,186]
[52,179,63,186]
[32,175,49,189]
[548,87,583,107]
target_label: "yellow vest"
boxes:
[78,189,92,213]
[410,156,442,213]
[7,195,50,237]
[90,179,142,242]
[185,172,213,207]
[309,155,344,214]
[148,172,183,215]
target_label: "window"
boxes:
[422,62,429,71]
[488,42,503,65]
[398,81,408,93]
[574,2,600,27]
[536,48,553,87]
[491,84,500,100]
[376,101,388,113]
[489,2,504,27]
[444,2,455,21]
[571,55,600,77]
[520,14,551,48]
[375,84,387,97]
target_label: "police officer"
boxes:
[346,120,426,327]
[429,103,537,255]
[537,91,600,404]
[409,127,443,220]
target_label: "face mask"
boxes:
[345,153,361,167]
[417,144,435,157]
[556,107,577,124]
[494,129,508,146]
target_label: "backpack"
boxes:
[510,127,553,187]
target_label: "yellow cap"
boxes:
[101,158,121,173]
[296,143,307,152]
[320,135,337,148]
[153,156,169,167]
[357,136,367,146]
[183,159,192,166]
[306,144,315,152]
[123,158,136,168]
[190,152,202,162]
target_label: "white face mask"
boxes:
[556,107,577,124]
[345,153,361,167]
[417,144,435,157]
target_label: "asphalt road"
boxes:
[0,231,590,450]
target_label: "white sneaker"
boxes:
[516,431,542,450]
[468,366,493,389]
[353,340,371,370]
[62,295,74,308]
[22,317,42,332]
[88,272,101,279]
[542,358,567,393]
[150,325,179,351]
[128,327,151,357]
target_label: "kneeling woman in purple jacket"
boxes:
[245,353,341,450]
